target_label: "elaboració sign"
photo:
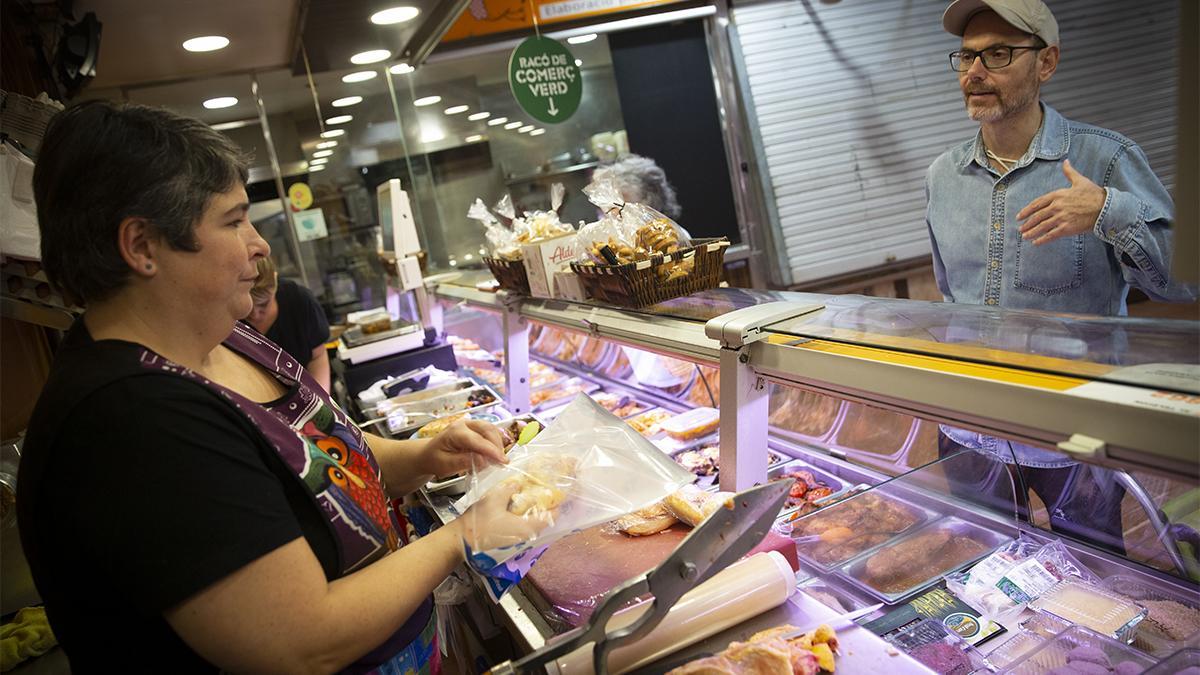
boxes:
[508,36,582,124]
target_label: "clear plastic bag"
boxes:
[469,198,522,261]
[946,534,1101,624]
[580,177,692,275]
[453,394,694,601]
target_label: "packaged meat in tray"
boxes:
[837,516,1011,604]
[424,415,545,495]
[1100,574,1200,657]
[1001,625,1155,675]
[1030,579,1148,644]
[787,490,935,573]
[658,406,719,442]
[885,618,989,675]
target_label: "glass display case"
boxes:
[422,277,1198,669]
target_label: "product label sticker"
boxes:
[996,559,1059,604]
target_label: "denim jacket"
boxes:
[926,103,1194,467]
[926,103,1193,317]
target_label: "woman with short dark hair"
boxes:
[247,256,332,392]
[19,100,542,673]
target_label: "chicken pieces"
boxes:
[617,501,680,536]
[790,493,920,566]
[668,624,837,675]
[505,454,579,516]
[861,527,990,594]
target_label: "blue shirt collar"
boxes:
[960,102,1070,171]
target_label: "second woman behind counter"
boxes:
[246,255,331,392]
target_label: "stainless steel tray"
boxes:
[836,516,1013,605]
[374,382,504,436]
[787,490,938,574]
[1001,625,1156,675]
[341,319,421,347]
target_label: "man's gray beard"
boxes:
[964,82,1039,123]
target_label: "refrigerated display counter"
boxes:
[425,274,1199,672]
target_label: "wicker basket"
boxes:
[484,255,531,295]
[570,238,729,308]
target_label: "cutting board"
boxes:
[525,522,799,630]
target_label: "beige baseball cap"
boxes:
[942,0,1060,46]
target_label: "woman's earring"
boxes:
[145,263,154,271]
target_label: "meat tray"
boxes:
[1100,574,1200,657]
[664,440,788,487]
[837,516,1012,605]
[1000,625,1156,675]
[768,459,849,515]
[787,490,939,574]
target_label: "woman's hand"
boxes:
[452,481,553,553]
[419,419,509,479]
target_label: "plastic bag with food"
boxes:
[453,394,694,601]
[946,534,1100,623]
[469,198,521,261]
[519,182,574,244]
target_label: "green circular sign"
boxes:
[508,36,582,124]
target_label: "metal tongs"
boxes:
[489,479,793,675]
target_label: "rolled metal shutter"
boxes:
[731,0,1178,286]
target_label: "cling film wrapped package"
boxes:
[945,534,1100,623]
[579,178,693,281]
[453,394,694,601]
[495,183,574,247]
[469,198,521,261]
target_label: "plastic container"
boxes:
[788,491,935,573]
[839,517,1012,604]
[987,631,1049,671]
[659,407,720,441]
[1142,647,1200,674]
[1101,574,1200,657]
[625,408,675,438]
[886,618,989,675]
[588,391,651,420]
[1031,580,1148,645]
[530,377,598,410]
[796,576,877,614]
[1001,625,1156,675]
[1020,612,1073,639]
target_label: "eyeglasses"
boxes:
[950,44,1044,71]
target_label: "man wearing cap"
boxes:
[925,0,1190,556]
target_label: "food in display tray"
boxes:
[529,367,565,390]
[1030,580,1148,644]
[788,491,929,571]
[530,377,596,409]
[468,366,505,387]
[1002,625,1155,675]
[588,391,651,419]
[685,366,720,407]
[1021,612,1074,639]
[884,618,988,675]
[376,382,502,433]
[1142,647,1200,675]
[670,443,784,481]
[659,406,720,441]
[665,622,841,674]
[987,630,1050,671]
[771,461,842,511]
[1101,574,1200,657]
[578,337,609,368]
[625,408,675,437]
[839,517,1007,603]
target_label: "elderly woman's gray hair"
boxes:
[591,155,681,221]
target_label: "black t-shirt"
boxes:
[16,325,344,672]
[265,278,330,364]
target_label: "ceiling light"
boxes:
[443,105,469,115]
[529,128,545,136]
[413,95,441,107]
[203,96,238,109]
[465,134,483,142]
[351,49,391,65]
[210,119,257,131]
[310,157,329,165]
[389,63,415,75]
[342,70,377,83]
[183,35,229,52]
[504,121,522,129]
[312,149,334,158]
[370,6,420,24]
[567,33,598,44]
[518,125,534,133]
[326,115,353,125]
[309,165,326,172]
[332,96,363,107]
[575,59,582,67]
[487,117,508,126]
[468,111,491,121]
[316,140,338,149]
[420,126,445,143]
[320,129,346,138]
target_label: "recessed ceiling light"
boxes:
[309,164,326,172]
[342,70,377,83]
[316,140,338,149]
[465,134,484,142]
[370,6,420,24]
[487,117,508,126]
[443,105,469,115]
[320,129,346,138]
[567,33,598,44]
[203,96,238,109]
[575,59,582,67]
[413,95,441,107]
[183,35,229,52]
[326,115,353,125]
[518,125,534,133]
[310,157,329,165]
[504,121,522,129]
[468,111,491,121]
[389,63,415,75]
[331,96,363,107]
[529,128,545,136]
[351,49,391,65]
[312,149,334,158]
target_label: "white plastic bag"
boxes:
[453,394,694,601]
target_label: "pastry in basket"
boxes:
[667,624,838,674]
[505,454,579,516]
[663,484,734,527]
[636,219,681,255]
[617,501,679,536]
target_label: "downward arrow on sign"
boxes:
[547,98,559,116]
